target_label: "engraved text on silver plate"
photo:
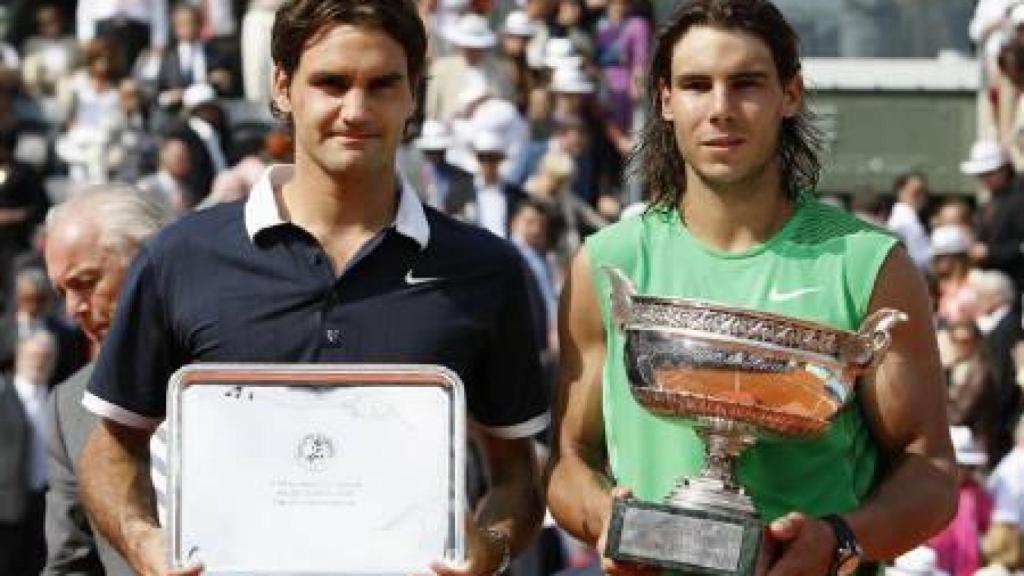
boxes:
[618,507,744,571]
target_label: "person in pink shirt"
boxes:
[929,426,993,576]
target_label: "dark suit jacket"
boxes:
[445,180,526,237]
[984,309,1024,464]
[978,183,1024,287]
[156,41,230,97]
[0,373,29,524]
[424,161,474,215]
[43,364,134,576]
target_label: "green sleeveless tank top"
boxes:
[585,195,898,521]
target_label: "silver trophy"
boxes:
[603,267,905,575]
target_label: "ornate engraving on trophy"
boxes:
[602,266,906,575]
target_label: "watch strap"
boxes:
[822,514,862,576]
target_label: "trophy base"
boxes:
[606,497,762,575]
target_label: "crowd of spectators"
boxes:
[0,0,658,360]
[0,1,653,574]
[6,1,1024,576]
[869,152,1024,575]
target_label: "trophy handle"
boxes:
[603,266,637,331]
[846,308,907,369]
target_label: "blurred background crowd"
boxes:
[4,1,1024,576]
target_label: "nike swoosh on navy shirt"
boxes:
[405,271,441,285]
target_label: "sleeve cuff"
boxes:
[82,392,163,431]
[478,412,550,439]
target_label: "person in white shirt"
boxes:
[426,13,514,120]
[240,0,286,103]
[971,0,1018,141]
[984,416,1024,568]
[448,130,526,238]
[55,39,122,183]
[21,5,81,102]
[887,170,932,271]
[76,0,169,74]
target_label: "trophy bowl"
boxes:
[602,266,906,575]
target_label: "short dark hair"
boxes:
[172,2,202,24]
[892,170,926,194]
[270,0,427,120]
[632,0,822,210]
[512,196,552,221]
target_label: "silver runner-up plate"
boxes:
[166,364,467,575]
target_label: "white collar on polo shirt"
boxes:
[243,164,430,249]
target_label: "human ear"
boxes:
[781,74,804,119]
[271,65,293,116]
[659,79,673,121]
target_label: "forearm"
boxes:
[474,437,544,556]
[844,450,956,561]
[844,247,957,562]
[545,452,613,546]
[79,420,161,574]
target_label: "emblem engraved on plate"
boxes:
[296,432,336,473]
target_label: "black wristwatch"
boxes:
[822,514,863,576]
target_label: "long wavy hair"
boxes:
[631,0,823,210]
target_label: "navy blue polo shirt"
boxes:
[84,165,549,439]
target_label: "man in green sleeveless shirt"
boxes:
[545,1,956,575]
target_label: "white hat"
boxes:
[472,130,505,155]
[960,140,1010,176]
[504,10,535,37]
[930,224,973,257]
[950,426,988,467]
[543,38,584,69]
[886,547,949,576]
[415,120,452,151]
[472,97,523,134]
[445,13,497,49]
[182,83,217,109]
[551,65,595,94]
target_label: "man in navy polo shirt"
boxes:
[77,2,549,576]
